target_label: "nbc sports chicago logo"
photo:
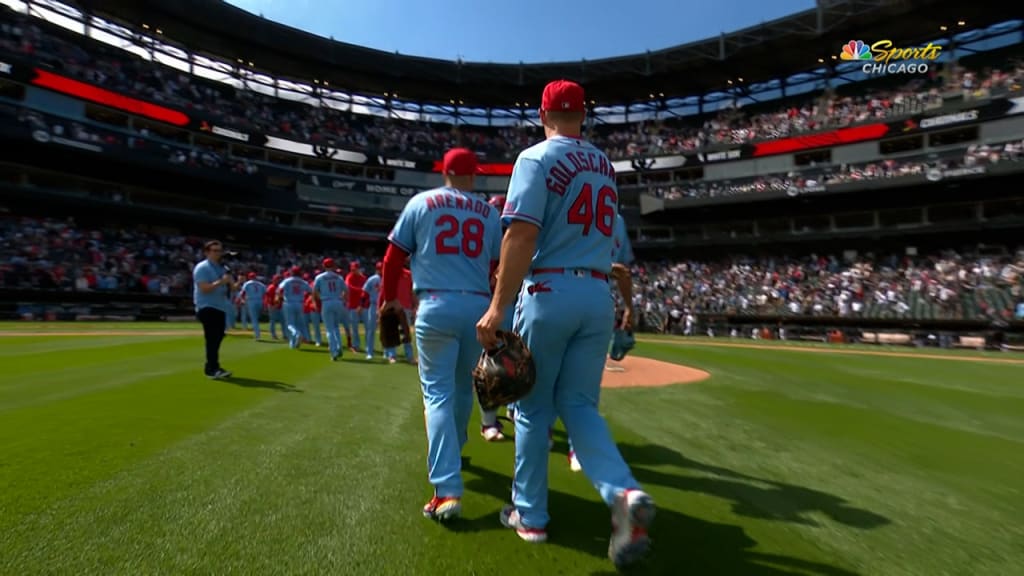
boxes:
[840,39,941,75]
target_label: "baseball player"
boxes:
[476,195,517,442]
[266,274,283,340]
[397,265,417,364]
[566,212,635,472]
[241,272,267,340]
[382,147,501,522]
[278,266,311,349]
[225,284,238,331]
[345,262,366,352]
[313,258,347,361]
[302,273,322,346]
[475,80,654,566]
[362,262,382,359]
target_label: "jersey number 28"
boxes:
[567,183,617,236]
[435,215,484,257]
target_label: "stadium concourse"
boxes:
[1,5,1021,163]
[3,214,1022,325]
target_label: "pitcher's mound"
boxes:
[602,356,710,389]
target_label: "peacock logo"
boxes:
[840,40,872,61]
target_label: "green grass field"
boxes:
[2,323,1022,575]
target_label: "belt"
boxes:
[532,267,609,281]
[417,289,490,297]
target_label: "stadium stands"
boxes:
[2,5,1020,163]
[3,212,1021,324]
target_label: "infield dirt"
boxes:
[601,356,710,388]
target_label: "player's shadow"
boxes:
[222,377,303,393]
[616,443,890,530]
[461,461,862,576]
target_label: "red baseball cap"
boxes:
[272,274,282,282]
[442,148,479,177]
[323,258,335,269]
[247,272,256,280]
[303,273,311,281]
[291,266,301,275]
[375,261,383,271]
[350,261,360,270]
[541,79,585,113]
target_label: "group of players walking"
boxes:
[194,79,655,570]
[227,260,415,363]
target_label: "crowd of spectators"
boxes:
[632,250,1024,328]
[4,213,1022,324]
[644,137,1024,201]
[2,7,1021,163]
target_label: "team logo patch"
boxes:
[526,281,552,295]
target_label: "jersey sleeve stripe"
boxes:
[503,211,543,227]
[387,234,413,254]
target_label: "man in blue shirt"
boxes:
[192,240,238,379]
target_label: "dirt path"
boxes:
[602,356,710,388]
[639,337,1024,365]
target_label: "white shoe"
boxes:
[481,424,505,442]
[608,489,655,568]
[366,354,373,360]
[388,357,397,364]
[499,505,547,543]
[568,451,582,472]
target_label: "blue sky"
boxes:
[226,0,815,63]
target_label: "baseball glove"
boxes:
[473,331,536,411]
[609,328,636,361]
[380,308,403,349]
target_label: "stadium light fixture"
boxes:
[142,23,149,29]
[831,55,838,60]
[156,29,163,35]
[325,81,330,87]
[738,77,744,83]
[248,61,254,67]
[940,25,948,31]
[458,100,464,105]
[727,80,733,85]
[658,93,664,97]
[957,20,966,26]
[818,58,825,63]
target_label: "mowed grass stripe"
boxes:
[3,328,1023,575]
[618,343,1024,575]
[1,361,427,575]
[0,337,309,527]
[648,343,1024,441]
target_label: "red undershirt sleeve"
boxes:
[382,242,408,301]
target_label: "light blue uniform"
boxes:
[389,186,502,499]
[279,276,312,349]
[225,287,238,330]
[363,273,381,357]
[241,279,267,339]
[502,135,643,529]
[313,270,347,359]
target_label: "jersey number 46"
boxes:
[568,183,617,237]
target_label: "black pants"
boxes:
[197,307,227,375]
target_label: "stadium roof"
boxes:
[80,0,998,107]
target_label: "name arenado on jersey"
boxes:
[546,150,616,196]
[424,191,493,218]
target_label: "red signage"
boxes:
[751,123,891,157]
[31,68,190,126]
[432,160,514,176]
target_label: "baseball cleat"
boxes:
[481,424,505,442]
[608,489,655,568]
[422,495,461,521]
[366,354,374,360]
[500,505,547,543]
[568,450,581,472]
[388,357,397,364]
